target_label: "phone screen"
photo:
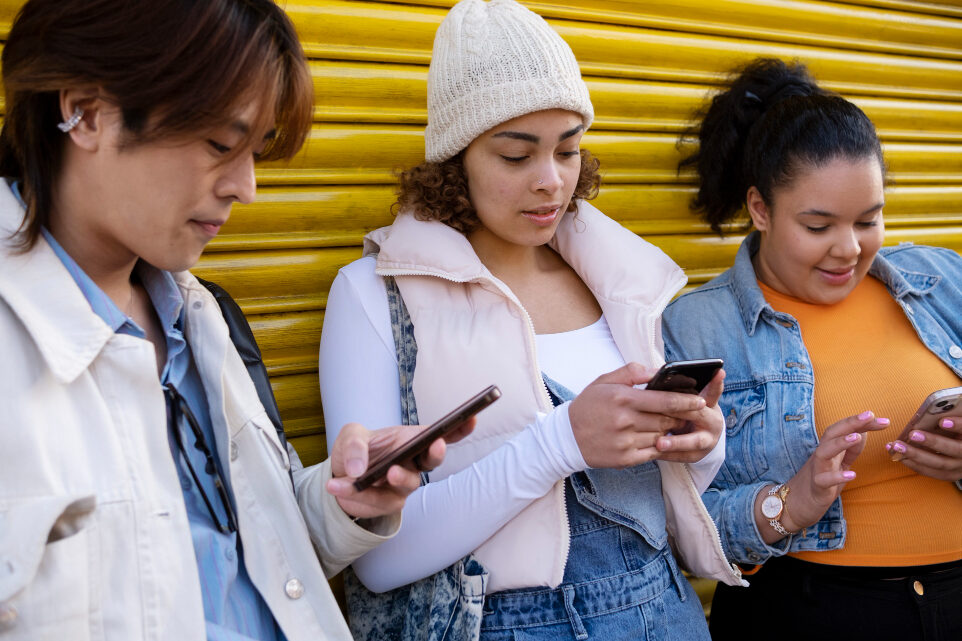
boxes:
[352,385,501,491]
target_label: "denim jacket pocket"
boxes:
[717,386,770,485]
[0,495,98,640]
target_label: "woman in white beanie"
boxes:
[319,1,744,639]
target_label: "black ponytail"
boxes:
[679,58,884,233]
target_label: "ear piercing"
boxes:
[57,106,84,133]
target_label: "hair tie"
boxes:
[744,90,762,104]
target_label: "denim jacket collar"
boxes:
[729,231,943,336]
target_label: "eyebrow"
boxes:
[491,123,584,144]
[798,202,885,218]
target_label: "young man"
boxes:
[0,2,467,639]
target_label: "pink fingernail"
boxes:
[876,418,890,426]
[942,419,955,429]
[857,411,873,421]
[842,471,856,480]
[893,442,907,453]
[845,433,859,442]
[910,431,925,442]
[885,442,892,451]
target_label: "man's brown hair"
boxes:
[0,0,313,249]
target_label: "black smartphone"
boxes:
[646,358,724,395]
[352,385,501,491]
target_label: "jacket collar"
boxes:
[728,231,942,335]
[0,182,115,383]
[365,200,686,312]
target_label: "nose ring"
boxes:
[538,178,544,185]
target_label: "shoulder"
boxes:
[331,256,385,308]
[664,268,738,320]
[879,243,962,272]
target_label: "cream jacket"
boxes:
[366,202,744,591]
[0,183,397,641]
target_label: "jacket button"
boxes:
[913,580,924,596]
[192,300,203,310]
[230,440,239,461]
[0,603,18,630]
[285,578,304,599]
[950,345,962,359]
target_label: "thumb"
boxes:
[589,362,653,388]
[334,422,370,479]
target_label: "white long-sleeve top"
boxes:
[320,256,725,593]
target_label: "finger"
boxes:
[893,439,962,470]
[812,469,857,488]
[628,388,708,417]
[415,438,447,471]
[898,456,962,482]
[443,416,477,444]
[333,422,371,479]
[822,412,889,439]
[901,429,962,457]
[814,431,866,462]
[699,369,726,407]
[385,464,423,493]
[655,429,714,454]
[590,362,654,388]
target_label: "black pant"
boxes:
[709,556,962,641]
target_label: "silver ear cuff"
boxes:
[57,106,84,133]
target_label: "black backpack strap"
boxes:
[196,278,293,485]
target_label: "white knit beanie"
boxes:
[424,0,594,163]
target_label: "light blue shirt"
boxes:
[39,222,283,641]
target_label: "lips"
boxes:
[521,205,562,226]
[191,218,227,237]
[816,265,856,285]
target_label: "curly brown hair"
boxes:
[394,149,601,234]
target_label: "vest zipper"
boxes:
[679,461,744,584]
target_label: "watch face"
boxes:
[761,494,783,519]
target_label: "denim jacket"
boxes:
[662,232,962,566]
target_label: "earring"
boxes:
[57,106,84,133]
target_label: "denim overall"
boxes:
[478,378,710,641]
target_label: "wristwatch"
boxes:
[761,483,794,537]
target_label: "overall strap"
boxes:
[385,275,419,426]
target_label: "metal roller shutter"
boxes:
[2,4,960,607]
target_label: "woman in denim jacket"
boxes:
[662,57,962,640]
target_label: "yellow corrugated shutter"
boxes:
[3,0,961,553]
[197,0,962,466]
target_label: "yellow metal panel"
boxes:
[255,125,962,186]
[313,60,962,142]
[391,0,962,60]
[288,2,962,100]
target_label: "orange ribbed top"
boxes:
[760,276,962,567]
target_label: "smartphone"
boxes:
[352,385,501,491]
[894,386,962,443]
[646,358,724,395]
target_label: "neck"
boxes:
[467,227,553,283]
[49,169,139,308]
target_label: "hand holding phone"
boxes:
[890,386,962,461]
[352,385,501,491]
